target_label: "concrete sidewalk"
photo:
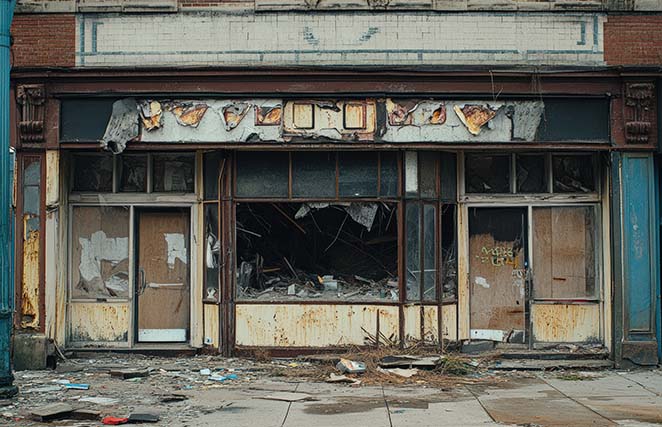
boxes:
[3,354,662,426]
[188,370,662,427]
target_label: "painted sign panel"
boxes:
[76,12,605,67]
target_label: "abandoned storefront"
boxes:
[13,78,626,356]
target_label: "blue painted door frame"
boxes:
[613,152,660,366]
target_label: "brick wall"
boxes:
[11,14,76,68]
[605,15,662,65]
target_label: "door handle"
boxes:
[138,268,147,295]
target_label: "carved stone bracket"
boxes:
[16,84,46,143]
[624,82,655,145]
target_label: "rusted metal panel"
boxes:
[235,304,399,347]
[403,304,457,346]
[532,304,600,343]
[20,227,40,329]
[68,302,129,343]
[282,100,376,142]
[203,304,219,348]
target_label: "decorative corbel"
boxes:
[16,84,46,143]
[624,82,655,145]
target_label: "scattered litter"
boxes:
[30,403,73,422]
[102,416,129,425]
[378,368,418,378]
[379,355,442,369]
[259,392,315,402]
[128,413,160,423]
[209,373,238,382]
[199,368,211,376]
[336,358,367,374]
[159,393,188,403]
[80,397,120,405]
[109,369,150,380]
[53,379,71,385]
[326,373,362,385]
[25,385,61,393]
[64,383,90,390]
[71,409,101,421]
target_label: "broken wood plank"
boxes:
[30,403,74,422]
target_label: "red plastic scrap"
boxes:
[102,416,129,425]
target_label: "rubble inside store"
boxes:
[236,202,398,301]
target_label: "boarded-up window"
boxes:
[532,206,596,299]
[71,206,130,299]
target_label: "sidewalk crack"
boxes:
[280,382,300,427]
[382,384,393,427]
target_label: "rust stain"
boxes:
[387,100,419,126]
[139,101,163,131]
[532,304,599,343]
[344,103,366,129]
[292,102,314,129]
[21,225,40,329]
[222,103,250,131]
[453,104,498,136]
[70,303,129,342]
[169,103,208,128]
[255,105,282,126]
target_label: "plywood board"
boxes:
[235,304,399,347]
[532,304,600,343]
[532,207,595,299]
[137,211,190,341]
[469,208,526,334]
[203,304,219,347]
[69,302,129,343]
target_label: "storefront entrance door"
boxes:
[469,207,527,343]
[136,209,190,343]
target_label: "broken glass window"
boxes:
[204,203,220,302]
[235,202,397,301]
[292,152,336,198]
[72,154,113,192]
[71,206,130,299]
[516,154,547,193]
[406,203,421,300]
[204,151,223,200]
[465,154,510,193]
[236,152,288,198]
[119,154,147,192]
[420,153,437,199]
[423,204,437,301]
[532,206,596,298]
[440,152,457,202]
[552,155,595,193]
[22,156,41,234]
[153,153,195,193]
[338,152,378,197]
[380,152,398,197]
[441,204,457,301]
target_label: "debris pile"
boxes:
[236,202,398,301]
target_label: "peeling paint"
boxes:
[255,105,282,126]
[474,276,490,288]
[101,98,139,154]
[21,228,40,329]
[165,232,187,269]
[78,231,129,297]
[139,100,163,131]
[222,103,250,131]
[168,102,208,128]
[282,100,376,141]
[453,104,499,136]
[69,303,129,343]
[532,304,600,343]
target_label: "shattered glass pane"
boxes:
[204,151,223,200]
[236,202,398,301]
[423,204,437,301]
[119,154,147,192]
[406,203,421,300]
[153,153,195,193]
[420,153,437,199]
[71,206,130,299]
[338,152,378,197]
[72,154,113,192]
[204,203,220,302]
[441,204,457,301]
[465,154,510,194]
[380,152,398,197]
[236,152,288,198]
[553,155,595,193]
[516,154,547,193]
[292,152,336,198]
